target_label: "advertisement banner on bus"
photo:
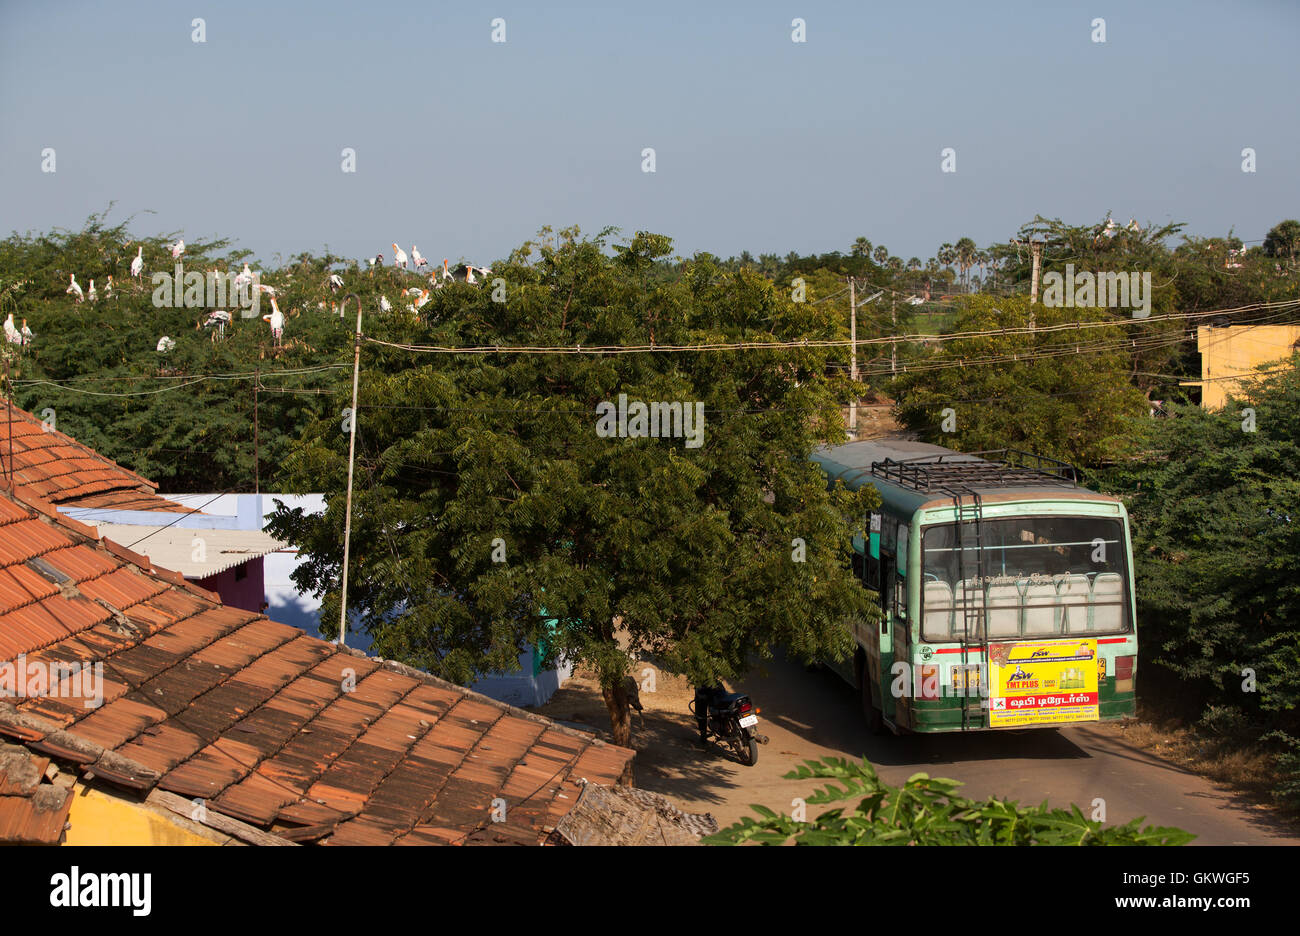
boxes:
[988,639,1099,727]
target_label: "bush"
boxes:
[704,758,1193,846]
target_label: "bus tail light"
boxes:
[1115,655,1136,693]
[919,665,940,700]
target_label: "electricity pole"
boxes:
[338,294,363,648]
[849,276,857,435]
[891,296,897,376]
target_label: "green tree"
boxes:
[954,236,978,291]
[267,229,879,747]
[888,295,1148,465]
[1264,220,1300,263]
[1097,358,1300,774]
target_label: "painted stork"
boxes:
[130,245,144,279]
[411,246,427,270]
[392,244,407,269]
[267,297,285,346]
[441,258,453,283]
[66,274,84,302]
[465,265,477,285]
[104,275,114,299]
[87,279,97,303]
[169,239,185,259]
[4,314,22,345]
[379,295,392,313]
[157,336,176,353]
[20,320,33,345]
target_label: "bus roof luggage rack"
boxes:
[869,449,1078,494]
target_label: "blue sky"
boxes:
[2,0,1297,267]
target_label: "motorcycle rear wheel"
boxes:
[734,730,758,767]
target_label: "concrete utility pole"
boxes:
[338,294,363,648]
[891,296,897,376]
[1029,240,1044,305]
[849,276,858,435]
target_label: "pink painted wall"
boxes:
[195,559,265,614]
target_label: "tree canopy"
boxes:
[265,229,880,744]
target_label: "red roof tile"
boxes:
[2,405,190,512]
[0,406,634,845]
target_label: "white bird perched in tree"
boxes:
[157,336,176,353]
[87,279,97,303]
[477,265,493,277]
[4,314,22,345]
[169,239,185,259]
[66,274,84,302]
[329,273,344,292]
[201,309,231,342]
[441,258,453,283]
[379,295,392,313]
[255,284,277,296]
[104,275,114,299]
[266,297,285,346]
[465,265,477,285]
[411,246,427,270]
[392,243,407,269]
[130,245,144,279]
[415,289,431,309]
[20,319,34,346]
[234,263,254,290]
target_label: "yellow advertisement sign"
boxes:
[987,639,1099,728]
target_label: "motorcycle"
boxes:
[691,685,768,766]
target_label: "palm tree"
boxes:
[851,237,873,258]
[937,243,956,276]
[954,237,978,291]
[907,257,922,273]
[873,245,889,266]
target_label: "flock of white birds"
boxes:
[35,239,492,356]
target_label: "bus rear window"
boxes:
[920,516,1129,641]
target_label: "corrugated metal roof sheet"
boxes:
[90,524,289,577]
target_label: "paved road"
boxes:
[635,652,1298,845]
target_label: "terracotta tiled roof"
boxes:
[1,406,189,512]
[0,487,634,845]
[0,741,73,844]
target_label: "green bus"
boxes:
[812,439,1137,734]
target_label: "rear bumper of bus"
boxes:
[901,635,1136,732]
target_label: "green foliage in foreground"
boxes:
[704,758,1194,846]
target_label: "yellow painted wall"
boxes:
[62,783,229,846]
[1188,325,1300,409]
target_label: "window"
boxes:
[920,516,1129,641]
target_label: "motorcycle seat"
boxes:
[709,691,748,709]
